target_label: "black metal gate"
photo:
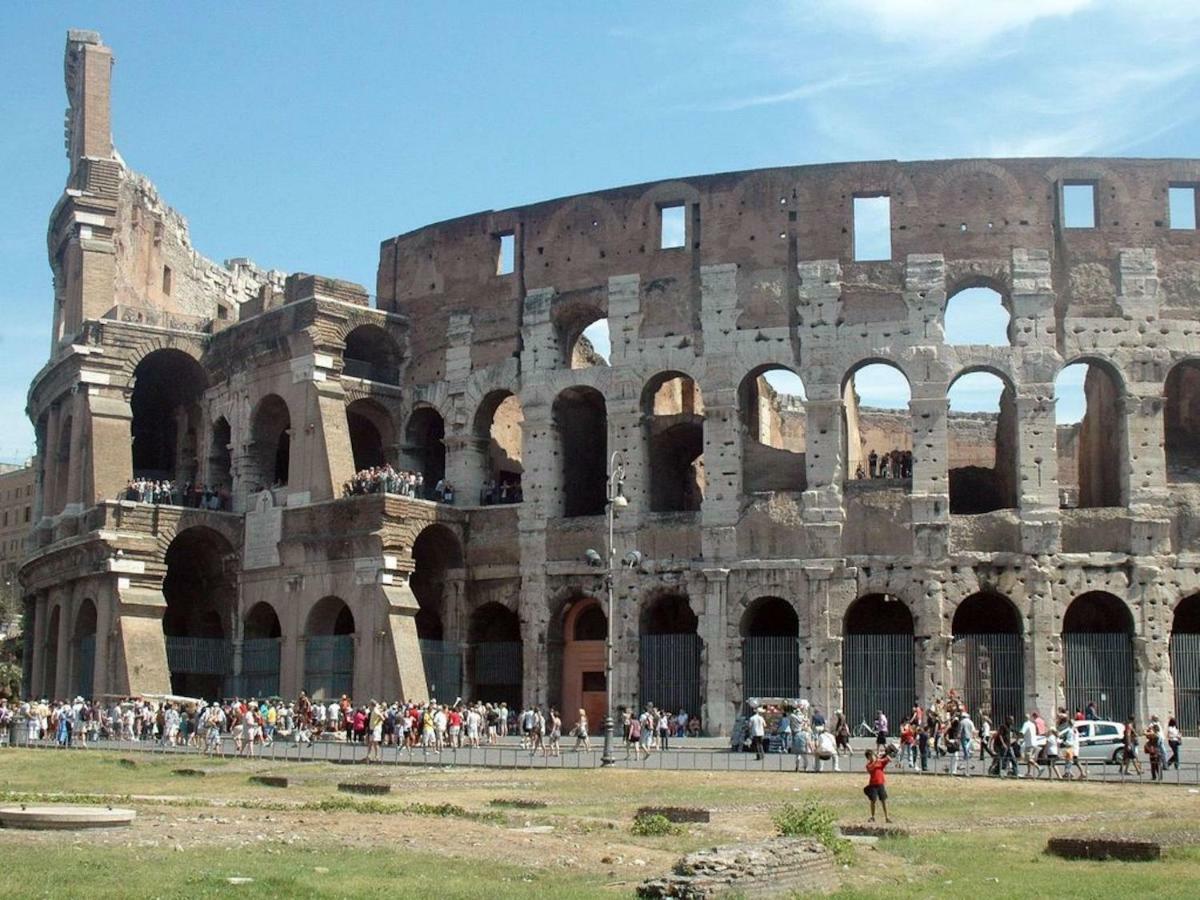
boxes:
[640,633,702,717]
[471,641,522,707]
[742,636,800,700]
[951,632,1024,725]
[1063,632,1134,723]
[420,639,463,702]
[304,635,354,701]
[1171,632,1200,736]
[843,633,914,730]
[165,636,232,699]
[241,638,282,698]
[75,635,95,700]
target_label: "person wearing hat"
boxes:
[748,707,767,760]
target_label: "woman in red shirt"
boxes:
[863,749,892,823]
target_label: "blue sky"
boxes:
[4,2,1200,460]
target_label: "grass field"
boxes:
[1,748,1198,898]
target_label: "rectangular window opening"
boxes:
[496,232,515,276]
[659,203,686,249]
[162,265,172,296]
[853,194,891,261]
[1169,185,1197,230]
[1062,182,1097,229]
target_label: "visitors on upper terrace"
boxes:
[124,477,231,510]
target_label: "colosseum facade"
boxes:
[19,31,1200,736]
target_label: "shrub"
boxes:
[631,812,683,837]
[772,799,853,864]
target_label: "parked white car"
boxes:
[1053,719,1128,764]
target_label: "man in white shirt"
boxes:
[815,727,840,772]
[1021,712,1042,778]
[956,712,975,776]
[748,707,767,760]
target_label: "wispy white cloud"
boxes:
[699,74,874,112]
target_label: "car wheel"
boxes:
[1110,748,1123,765]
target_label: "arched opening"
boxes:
[71,599,97,700]
[403,407,445,497]
[1164,361,1200,481]
[1062,591,1135,722]
[304,597,354,701]
[250,395,291,489]
[473,390,524,504]
[842,594,914,729]
[639,593,703,725]
[43,605,60,697]
[561,598,607,733]
[130,349,207,482]
[207,417,232,504]
[842,362,912,485]
[739,366,807,494]
[643,372,705,512]
[740,597,800,701]
[347,398,395,472]
[1171,595,1200,735]
[552,386,607,517]
[950,592,1024,724]
[343,324,401,384]
[568,317,611,369]
[467,603,522,708]
[1055,361,1124,508]
[162,527,236,700]
[242,601,282,698]
[411,524,464,699]
[948,370,1018,514]
[944,285,1011,346]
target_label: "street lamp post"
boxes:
[600,450,627,767]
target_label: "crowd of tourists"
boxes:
[853,448,914,480]
[123,477,231,510]
[743,694,1184,780]
[620,705,703,759]
[479,477,523,505]
[342,465,464,504]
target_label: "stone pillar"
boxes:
[909,395,950,560]
[54,592,72,700]
[699,568,731,734]
[43,403,63,518]
[92,582,114,698]
[1025,564,1060,717]
[111,584,170,697]
[1131,565,1173,725]
[29,593,49,697]
[82,387,133,506]
[1014,391,1060,552]
[64,390,87,512]
[445,434,489,506]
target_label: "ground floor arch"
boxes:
[639,593,703,722]
[304,596,355,701]
[43,605,61,698]
[163,527,237,700]
[842,594,914,730]
[467,602,522,708]
[739,596,800,700]
[242,601,282,698]
[412,523,464,699]
[950,592,1024,725]
[70,599,97,700]
[1062,591,1135,722]
[561,597,607,733]
[1171,594,1200,735]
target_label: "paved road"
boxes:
[6,733,1199,786]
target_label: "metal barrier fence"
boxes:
[742,636,801,699]
[640,633,702,717]
[951,632,1024,727]
[843,633,914,732]
[1063,631,1135,723]
[1172,632,1200,736]
[3,721,1195,785]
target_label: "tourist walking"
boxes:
[748,707,766,760]
[573,709,591,752]
[1167,717,1182,769]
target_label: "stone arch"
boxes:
[130,348,208,482]
[1170,594,1200,734]
[472,389,524,502]
[1062,591,1135,722]
[342,323,402,384]
[560,596,607,733]
[949,591,1024,725]
[242,600,282,698]
[402,405,446,493]
[207,415,232,499]
[842,593,915,730]
[944,281,1012,346]
[841,359,912,484]
[1164,358,1200,481]
[411,523,463,640]
[563,311,612,370]
[1055,356,1126,508]
[249,394,291,489]
[739,364,807,494]
[638,591,703,723]
[163,525,237,700]
[642,371,705,512]
[632,180,704,251]
[934,160,1025,229]
[70,598,97,699]
[466,602,522,707]
[552,386,607,517]
[303,596,355,701]
[947,367,1018,514]
[739,596,800,702]
[346,397,397,471]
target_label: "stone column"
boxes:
[43,403,63,518]
[29,593,49,697]
[699,568,731,734]
[64,390,87,512]
[1131,565,1173,724]
[1025,564,1060,717]
[54,592,72,700]
[909,395,950,560]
